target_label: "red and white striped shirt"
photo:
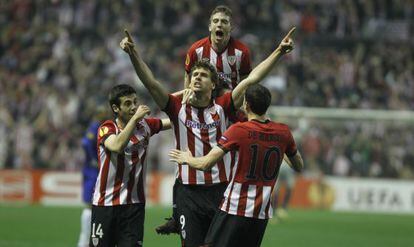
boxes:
[185,37,251,89]
[92,118,162,206]
[164,92,236,185]
[217,120,297,219]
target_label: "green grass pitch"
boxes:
[0,205,412,247]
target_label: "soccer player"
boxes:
[184,5,251,92]
[120,26,295,246]
[76,106,108,247]
[169,84,304,247]
[90,84,170,247]
[157,4,252,235]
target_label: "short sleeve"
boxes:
[163,94,182,118]
[215,92,236,116]
[144,118,162,136]
[285,128,298,157]
[239,48,252,76]
[218,124,241,152]
[97,121,117,146]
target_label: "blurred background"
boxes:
[0,0,413,246]
[1,0,413,175]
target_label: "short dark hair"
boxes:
[245,84,272,115]
[190,59,219,86]
[210,5,232,20]
[108,84,136,114]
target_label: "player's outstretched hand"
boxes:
[181,89,195,105]
[278,27,296,54]
[120,29,135,55]
[169,149,193,164]
[133,105,151,121]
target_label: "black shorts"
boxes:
[90,203,145,247]
[176,181,227,247]
[204,210,268,247]
[172,179,179,220]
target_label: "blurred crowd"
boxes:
[291,120,414,179]
[0,0,413,178]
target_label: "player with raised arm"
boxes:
[169,84,304,247]
[90,84,171,247]
[76,106,108,247]
[120,27,295,246]
[184,5,251,91]
[157,5,253,235]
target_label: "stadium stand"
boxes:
[0,0,413,179]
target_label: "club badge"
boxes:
[227,56,236,66]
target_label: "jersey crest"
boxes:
[227,55,236,66]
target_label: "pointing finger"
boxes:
[284,27,296,40]
[124,29,133,42]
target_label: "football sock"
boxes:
[77,208,92,247]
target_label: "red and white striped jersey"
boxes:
[185,37,251,89]
[217,120,297,219]
[164,92,236,185]
[92,118,162,206]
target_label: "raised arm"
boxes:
[120,30,169,110]
[104,105,150,153]
[232,27,296,109]
[168,146,225,171]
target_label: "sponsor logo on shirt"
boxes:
[185,119,220,129]
[218,72,232,83]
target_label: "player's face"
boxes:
[209,12,232,45]
[115,94,138,122]
[189,68,215,95]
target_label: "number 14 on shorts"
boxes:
[91,223,103,246]
[91,223,104,246]
[92,223,104,238]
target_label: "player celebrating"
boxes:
[90,84,170,247]
[157,5,253,235]
[184,5,251,92]
[76,106,108,247]
[120,26,295,246]
[169,84,304,247]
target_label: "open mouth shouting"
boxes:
[193,82,202,89]
[215,30,225,40]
